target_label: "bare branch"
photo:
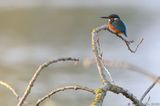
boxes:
[117,35,143,53]
[92,25,113,84]
[17,57,79,106]
[91,88,106,106]
[91,83,145,106]
[0,81,35,106]
[105,28,143,53]
[140,76,160,102]
[0,81,19,99]
[144,96,150,105]
[91,25,145,106]
[36,85,95,106]
[106,84,145,106]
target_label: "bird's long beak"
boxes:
[100,16,108,19]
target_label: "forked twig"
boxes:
[106,28,143,53]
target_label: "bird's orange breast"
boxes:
[108,23,122,35]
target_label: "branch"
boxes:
[105,27,143,53]
[36,85,95,106]
[0,81,19,99]
[0,81,35,106]
[106,84,144,106]
[92,25,113,84]
[17,57,79,106]
[91,25,145,106]
[91,88,106,106]
[91,83,145,106]
[140,76,160,102]
[117,35,143,53]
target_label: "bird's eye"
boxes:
[108,19,111,22]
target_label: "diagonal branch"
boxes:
[0,81,34,106]
[140,76,160,102]
[0,81,19,99]
[17,57,79,106]
[36,85,95,106]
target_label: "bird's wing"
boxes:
[112,19,127,37]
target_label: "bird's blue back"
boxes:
[112,19,127,37]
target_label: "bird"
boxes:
[100,14,127,37]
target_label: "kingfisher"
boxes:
[101,14,127,37]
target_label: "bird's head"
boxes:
[100,14,120,21]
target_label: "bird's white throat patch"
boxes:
[114,18,119,21]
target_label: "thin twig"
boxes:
[95,30,114,83]
[36,85,95,106]
[117,35,143,53]
[101,60,114,83]
[17,57,79,106]
[105,28,143,53]
[0,81,19,99]
[82,58,160,85]
[140,76,160,102]
[144,96,150,105]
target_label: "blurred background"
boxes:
[0,0,160,106]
